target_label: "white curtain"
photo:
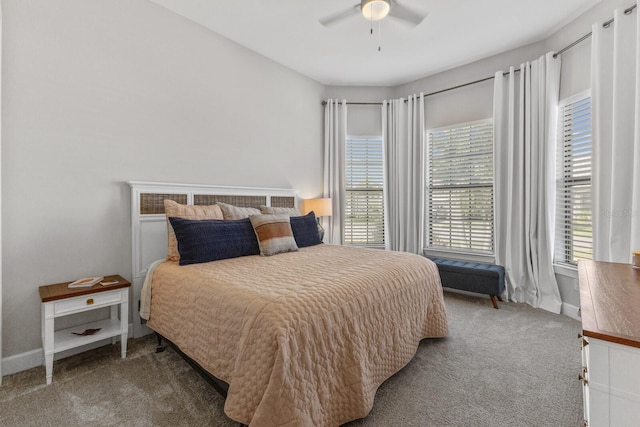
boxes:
[323,99,347,245]
[382,94,425,254]
[591,8,640,262]
[493,52,562,313]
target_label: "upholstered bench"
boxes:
[427,257,506,309]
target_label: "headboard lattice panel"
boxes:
[271,196,296,208]
[140,193,187,215]
[194,194,266,207]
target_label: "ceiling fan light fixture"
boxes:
[361,0,390,21]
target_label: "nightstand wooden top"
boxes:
[39,274,131,302]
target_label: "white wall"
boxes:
[323,86,393,104]
[395,41,548,131]
[322,86,390,138]
[1,0,324,363]
[345,105,382,137]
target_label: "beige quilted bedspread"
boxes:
[147,244,448,426]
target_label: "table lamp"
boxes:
[301,198,332,241]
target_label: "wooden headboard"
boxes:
[128,181,297,338]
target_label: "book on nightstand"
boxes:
[67,276,104,288]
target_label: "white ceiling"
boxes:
[149,0,601,86]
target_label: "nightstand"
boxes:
[38,274,130,385]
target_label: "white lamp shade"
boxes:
[361,0,390,21]
[302,198,332,217]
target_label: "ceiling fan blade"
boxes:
[388,1,428,26]
[319,3,360,27]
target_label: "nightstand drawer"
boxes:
[54,290,123,316]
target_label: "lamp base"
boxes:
[317,220,325,242]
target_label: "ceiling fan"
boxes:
[319,0,427,28]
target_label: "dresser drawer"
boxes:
[53,290,123,316]
[586,337,640,426]
[609,343,640,397]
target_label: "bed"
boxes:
[128,181,448,427]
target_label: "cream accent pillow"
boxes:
[259,205,302,216]
[217,202,261,220]
[164,200,224,262]
[249,214,298,256]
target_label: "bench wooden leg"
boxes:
[490,295,499,309]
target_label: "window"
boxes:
[344,136,384,247]
[425,120,494,254]
[555,93,592,266]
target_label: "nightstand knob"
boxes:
[86,298,94,305]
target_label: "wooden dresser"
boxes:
[578,260,640,427]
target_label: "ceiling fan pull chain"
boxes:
[370,13,373,34]
[378,19,382,52]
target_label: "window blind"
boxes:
[426,120,494,253]
[345,137,384,247]
[555,95,592,266]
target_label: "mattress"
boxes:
[146,244,448,426]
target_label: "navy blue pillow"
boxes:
[169,217,260,266]
[290,212,322,248]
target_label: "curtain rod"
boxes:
[322,3,637,107]
[554,3,636,58]
[321,73,510,106]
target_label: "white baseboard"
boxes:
[1,323,134,377]
[2,347,44,377]
[561,302,580,321]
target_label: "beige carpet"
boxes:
[0,292,583,426]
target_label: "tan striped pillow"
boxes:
[249,214,298,256]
